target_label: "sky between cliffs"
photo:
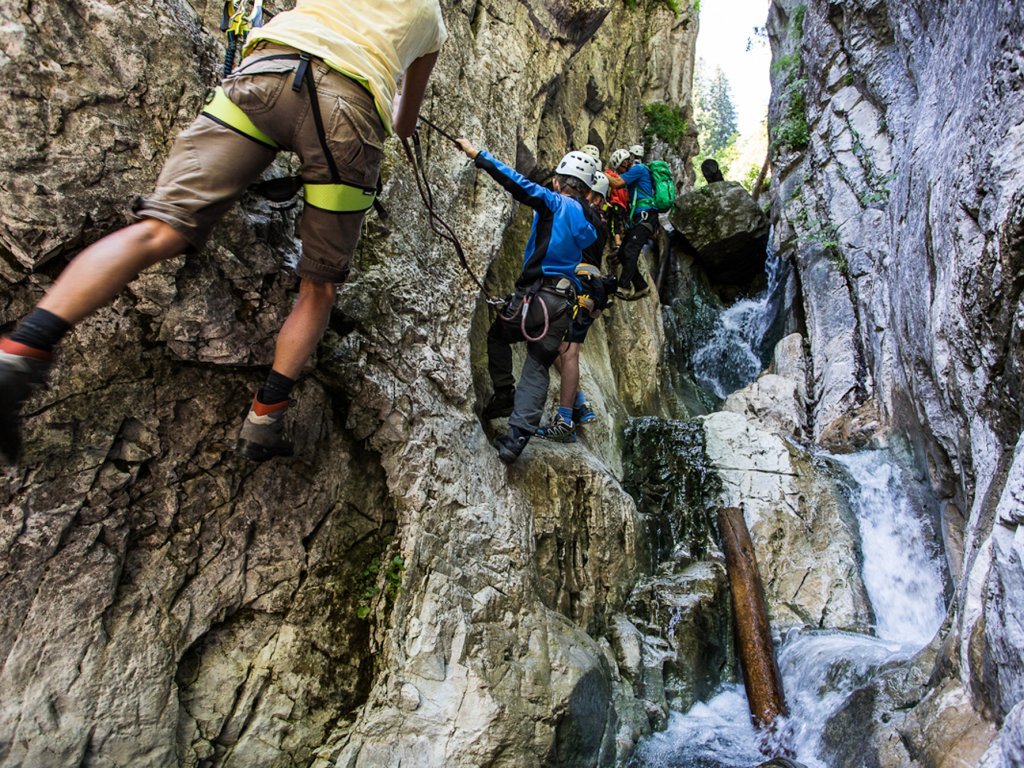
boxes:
[696,0,772,138]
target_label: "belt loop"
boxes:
[292,53,310,92]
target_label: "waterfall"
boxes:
[630,449,947,767]
[832,451,947,645]
[690,248,785,400]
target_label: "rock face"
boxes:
[722,332,811,441]
[0,0,701,766]
[702,411,872,632]
[768,0,1024,760]
[673,181,770,288]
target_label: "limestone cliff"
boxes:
[767,0,1024,762]
[0,0,701,765]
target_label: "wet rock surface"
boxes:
[768,0,1024,760]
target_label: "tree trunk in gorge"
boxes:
[718,506,787,729]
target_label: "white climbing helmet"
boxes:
[609,148,631,169]
[590,170,609,198]
[580,144,601,162]
[628,143,644,158]
[555,150,598,186]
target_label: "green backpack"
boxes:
[632,160,676,215]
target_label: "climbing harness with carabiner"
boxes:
[220,0,264,76]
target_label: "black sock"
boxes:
[256,370,295,405]
[9,308,71,353]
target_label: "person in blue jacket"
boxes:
[456,139,597,463]
[608,147,657,299]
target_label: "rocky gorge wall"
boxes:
[0,0,706,766]
[768,0,1024,762]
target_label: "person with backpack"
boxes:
[464,141,597,463]
[603,162,631,251]
[0,0,447,465]
[536,171,614,443]
[608,148,656,299]
[608,147,676,300]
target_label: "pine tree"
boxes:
[696,67,739,159]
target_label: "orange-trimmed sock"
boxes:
[255,369,295,411]
[252,397,289,417]
[0,338,53,361]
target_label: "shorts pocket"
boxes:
[222,57,297,115]
[326,97,384,187]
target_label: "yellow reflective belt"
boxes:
[201,87,280,149]
[303,183,376,213]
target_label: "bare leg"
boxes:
[559,342,580,409]
[270,278,337,379]
[38,219,188,324]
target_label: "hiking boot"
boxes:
[0,346,52,464]
[236,400,294,462]
[482,386,515,420]
[573,401,597,425]
[536,415,577,443]
[632,282,651,299]
[615,284,650,301]
[494,427,529,464]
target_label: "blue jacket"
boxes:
[475,150,596,291]
[620,163,656,215]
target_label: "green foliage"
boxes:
[859,171,898,207]
[791,5,807,39]
[643,102,688,145]
[624,0,691,15]
[829,251,849,274]
[793,204,843,271]
[770,51,809,152]
[695,67,739,158]
[742,161,767,192]
[355,553,406,620]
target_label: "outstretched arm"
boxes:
[456,139,557,212]
[392,51,440,139]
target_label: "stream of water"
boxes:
[691,248,785,400]
[630,450,948,768]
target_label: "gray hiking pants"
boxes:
[487,286,574,433]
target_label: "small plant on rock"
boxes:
[770,52,810,152]
[356,553,406,619]
[644,102,688,145]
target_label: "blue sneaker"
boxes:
[573,401,597,425]
[536,415,577,443]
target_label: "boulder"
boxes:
[701,411,872,631]
[672,181,769,287]
[721,333,811,442]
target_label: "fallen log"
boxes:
[718,506,788,728]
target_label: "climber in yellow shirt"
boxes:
[0,0,447,464]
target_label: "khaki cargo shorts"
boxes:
[135,43,385,283]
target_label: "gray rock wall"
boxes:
[768,0,1024,760]
[0,0,699,766]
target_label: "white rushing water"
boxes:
[631,450,948,768]
[832,451,947,645]
[692,249,784,400]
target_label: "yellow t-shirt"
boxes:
[245,0,447,133]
